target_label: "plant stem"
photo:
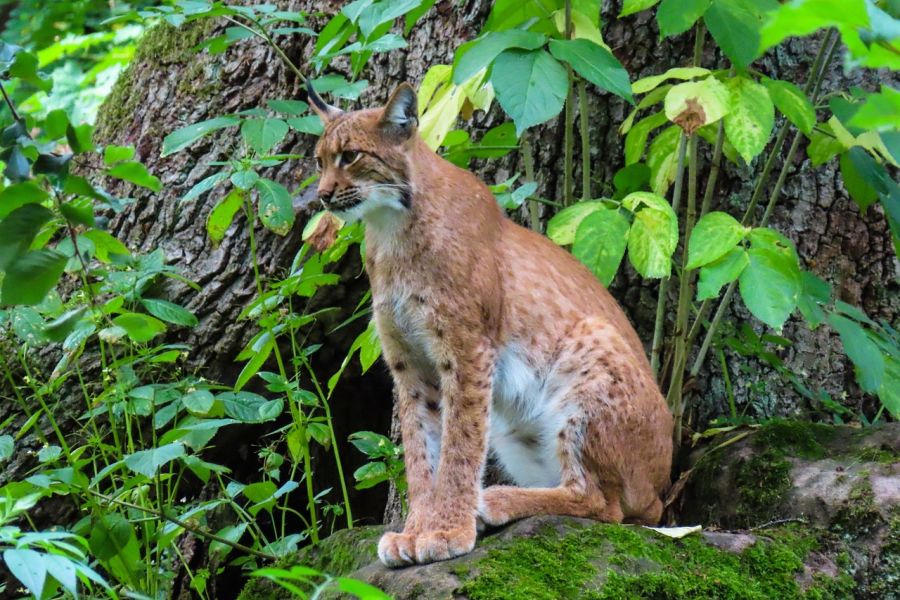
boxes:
[0,79,21,121]
[522,136,541,231]
[87,489,278,561]
[578,79,591,200]
[686,29,839,381]
[563,0,574,206]
[666,133,699,443]
[650,134,687,377]
[699,120,725,217]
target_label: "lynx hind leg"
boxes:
[479,413,624,527]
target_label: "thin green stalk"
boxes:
[666,133,699,442]
[717,348,736,421]
[224,16,306,83]
[687,29,839,380]
[699,120,725,217]
[523,136,541,231]
[243,200,320,544]
[562,0,575,206]
[578,79,591,200]
[650,134,687,376]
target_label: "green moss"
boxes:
[831,478,883,539]
[855,445,900,465]
[95,20,218,142]
[733,448,793,528]
[868,512,900,599]
[753,420,835,460]
[457,523,847,600]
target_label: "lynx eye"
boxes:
[339,150,360,166]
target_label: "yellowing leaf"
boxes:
[664,77,730,134]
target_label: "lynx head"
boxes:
[308,81,417,221]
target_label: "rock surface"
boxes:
[239,422,899,599]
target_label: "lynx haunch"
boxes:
[308,81,673,567]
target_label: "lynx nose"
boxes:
[317,187,334,206]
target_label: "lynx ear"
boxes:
[379,83,418,139]
[306,80,342,123]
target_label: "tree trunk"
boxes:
[2,0,896,542]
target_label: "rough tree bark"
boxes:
[2,0,896,542]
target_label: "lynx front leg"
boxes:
[413,338,494,564]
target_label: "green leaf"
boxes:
[141,298,198,327]
[218,391,281,423]
[632,67,710,95]
[83,230,130,262]
[0,434,12,460]
[0,204,53,270]
[42,307,87,342]
[738,238,801,330]
[3,549,47,599]
[183,389,215,414]
[625,111,668,165]
[0,182,50,219]
[623,192,678,278]
[724,77,774,163]
[124,442,186,477]
[59,197,94,227]
[107,161,162,192]
[111,312,167,343]
[255,178,295,236]
[1,250,67,306]
[546,201,604,245]
[620,0,660,17]
[206,188,245,245]
[807,123,846,166]
[103,145,135,165]
[336,577,392,599]
[827,313,884,393]
[235,339,273,392]
[452,29,546,85]
[877,356,900,419]
[161,116,241,157]
[759,0,868,54]
[182,171,229,203]
[848,86,900,132]
[547,39,633,104]
[572,208,630,286]
[241,118,289,155]
[490,49,568,136]
[267,99,309,115]
[840,147,884,213]
[664,76,730,134]
[66,123,94,154]
[762,78,815,135]
[286,115,324,135]
[697,247,749,300]
[797,271,831,329]
[231,169,260,190]
[706,0,778,68]
[657,0,711,38]
[646,125,681,195]
[687,211,749,269]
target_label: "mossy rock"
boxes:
[237,516,855,599]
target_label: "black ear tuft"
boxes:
[379,83,418,139]
[306,80,342,123]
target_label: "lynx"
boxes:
[308,82,673,567]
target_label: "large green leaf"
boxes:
[207,188,245,244]
[632,67,710,95]
[161,116,241,157]
[697,247,749,300]
[625,111,668,165]
[107,161,162,192]
[123,442,186,478]
[572,208,631,286]
[878,356,900,419]
[738,230,802,329]
[758,0,868,54]
[112,312,167,343]
[546,201,604,245]
[218,391,282,423]
[1,249,67,306]
[797,271,831,329]
[452,30,546,84]
[664,76,730,134]
[827,313,885,393]
[687,211,749,269]
[0,204,53,270]
[3,549,47,599]
[656,0,711,38]
[623,192,678,278]
[89,514,141,586]
[724,76,774,163]
[646,125,681,195]
[0,182,50,219]
[706,0,778,68]
[255,178,294,235]
[141,298,198,327]
[547,39,633,103]
[620,0,660,17]
[762,78,815,135]
[240,118,289,155]
[490,49,568,136]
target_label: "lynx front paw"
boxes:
[377,531,418,567]
[478,486,514,527]
[414,526,476,564]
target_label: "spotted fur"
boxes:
[311,83,673,567]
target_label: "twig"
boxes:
[749,517,808,531]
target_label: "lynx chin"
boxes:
[308,81,673,567]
